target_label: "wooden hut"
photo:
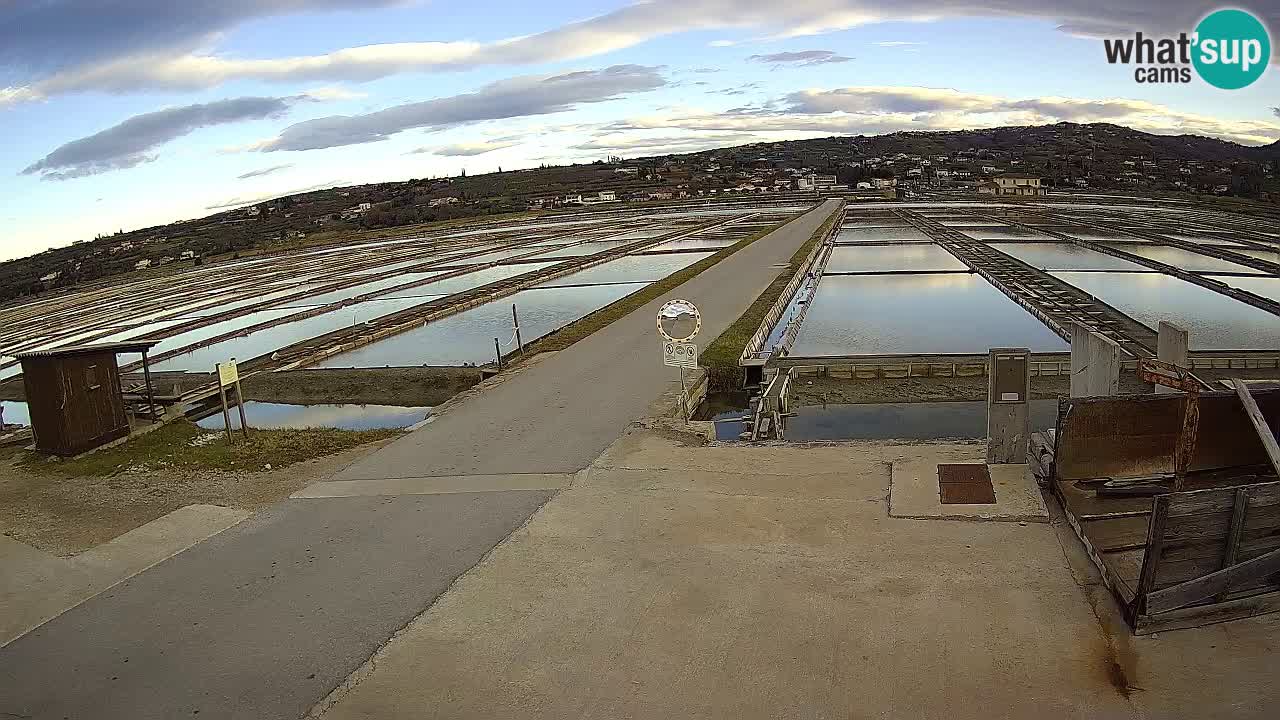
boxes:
[15,341,159,456]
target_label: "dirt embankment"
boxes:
[2,366,484,407]
[240,367,482,406]
[790,373,1154,406]
[0,421,398,556]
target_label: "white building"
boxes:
[979,174,1047,196]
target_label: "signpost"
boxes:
[214,358,250,445]
[657,299,701,421]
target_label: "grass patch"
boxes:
[515,218,793,356]
[20,420,398,477]
[699,210,839,372]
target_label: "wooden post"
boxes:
[512,304,523,355]
[494,337,503,369]
[1216,487,1250,602]
[1135,495,1171,617]
[1172,392,1200,491]
[1232,378,1280,478]
[233,377,250,441]
[216,364,234,446]
[141,349,159,422]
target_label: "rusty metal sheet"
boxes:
[1055,390,1280,482]
[938,463,997,504]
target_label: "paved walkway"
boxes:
[0,200,839,720]
[318,431,1280,720]
[336,199,838,479]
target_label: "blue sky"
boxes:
[2,0,1277,261]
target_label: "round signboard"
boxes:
[657,298,701,342]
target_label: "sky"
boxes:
[2,0,1278,262]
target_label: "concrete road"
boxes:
[0,200,838,720]
[336,199,840,479]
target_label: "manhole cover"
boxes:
[938,463,996,504]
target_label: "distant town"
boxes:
[4,121,1278,304]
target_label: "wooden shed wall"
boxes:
[21,351,129,456]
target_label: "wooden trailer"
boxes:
[15,341,160,456]
[1044,386,1280,633]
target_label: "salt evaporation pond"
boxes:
[824,245,967,273]
[835,227,930,243]
[316,282,646,367]
[791,274,1068,356]
[538,252,712,288]
[197,402,430,431]
[1103,244,1263,274]
[1053,272,1280,350]
[784,399,1059,442]
[992,243,1149,272]
[151,296,431,372]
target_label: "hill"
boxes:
[3,121,1277,305]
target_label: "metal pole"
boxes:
[494,337,503,369]
[512,304,523,355]
[141,348,158,423]
[233,377,250,441]
[216,364,234,445]
[678,365,688,422]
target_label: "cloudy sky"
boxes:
[2,1,1277,260]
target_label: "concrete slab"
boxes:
[0,491,555,720]
[292,473,574,498]
[890,449,1049,522]
[1,504,249,647]
[315,435,1132,720]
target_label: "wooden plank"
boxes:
[1136,589,1280,634]
[1165,481,1280,517]
[1233,379,1280,479]
[1217,487,1250,602]
[1145,546,1280,614]
[1135,495,1171,613]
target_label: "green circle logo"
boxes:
[1193,9,1271,89]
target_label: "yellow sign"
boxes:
[216,360,239,387]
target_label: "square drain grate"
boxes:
[938,463,996,505]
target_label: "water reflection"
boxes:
[538,252,712,288]
[992,243,1147,272]
[1053,271,1280,350]
[785,399,1059,442]
[1103,244,1262,274]
[825,245,967,273]
[836,228,930,243]
[792,274,1067,356]
[317,282,645,367]
[196,402,430,431]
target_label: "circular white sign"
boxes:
[657,298,701,342]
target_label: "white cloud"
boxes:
[8,1,1272,103]
[23,96,298,180]
[205,179,347,210]
[416,140,522,156]
[611,86,1280,146]
[237,163,295,179]
[257,65,666,152]
[748,50,853,65]
[571,131,771,154]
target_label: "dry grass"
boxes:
[700,210,839,371]
[513,219,791,356]
[20,420,398,477]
